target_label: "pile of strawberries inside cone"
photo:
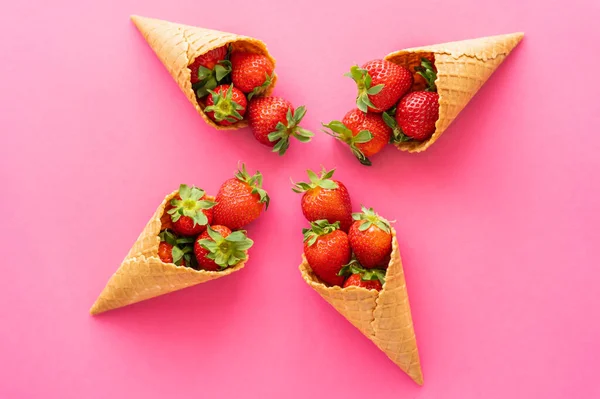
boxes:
[158,164,268,271]
[190,45,313,155]
[324,56,439,165]
[294,168,395,290]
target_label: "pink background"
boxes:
[1,0,599,397]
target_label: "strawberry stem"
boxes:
[268,105,314,156]
[415,57,437,92]
[322,121,373,166]
[345,65,383,113]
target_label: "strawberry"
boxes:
[387,58,439,141]
[292,167,353,232]
[395,91,439,141]
[167,184,216,237]
[303,220,351,286]
[158,229,198,268]
[247,96,313,155]
[323,109,391,166]
[190,45,232,98]
[413,56,437,92]
[231,52,274,97]
[194,225,253,271]
[343,274,383,290]
[204,84,247,126]
[348,206,393,268]
[213,164,270,230]
[346,59,413,113]
[338,260,385,290]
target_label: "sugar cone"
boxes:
[385,32,524,153]
[90,191,247,315]
[299,228,423,385]
[130,15,277,130]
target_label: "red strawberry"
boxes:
[343,274,382,290]
[157,229,198,268]
[348,206,393,268]
[247,97,313,155]
[158,241,175,264]
[231,52,274,96]
[292,167,352,232]
[213,164,270,230]
[168,184,216,237]
[323,109,392,166]
[189,46,228,83]
[346,59,413,113]
[338,260,385,291]
[190,46,232,98]
[194,225,253,271]
[412,56,437,91]
[303,220,351,286]
[395,91,439,141]
[204,84,247,126]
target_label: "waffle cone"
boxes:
[385,32,524,152]
[299,228,423,385]
[90,191,247,315]
[130,15,277,130]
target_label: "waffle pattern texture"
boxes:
[299,228,423,384]
[385,32,524,152]
[90,191,247,315]
[131,15,277,130]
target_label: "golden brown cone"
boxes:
[385,32,524,152]
[90,191,247,315]
[299,228,423,385]
[130,15,277,130]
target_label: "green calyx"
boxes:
[291,167,338,193]
[345,65,384,113]
[168,184,216,227]
[159,229,197,267]
[235,163,270,209]
[322,120,373,166]
[302,219,340,247]
[337,259,386,285]
[267,106,314,156]
[352,205,392,234]
[203,85,245,124]
[197,226,253,269]
[415,57,437,92]
[248,72,275,100]
[382,107,413,144]
[193,59,233,98]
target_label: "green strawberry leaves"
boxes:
[352,205,392,234]
[338,259,386,285]
[168,184,216,226]
[235,163,270,209]
[291,167,338,193]
[302,219,340,247]
[158,229,198,268]
[415,57,437,92]
[345,65,384,113]
[383,107,413,144]
[248,72,275,100]
[197,226,253,269]
[267,105,314,156]
[193,59,233,99]
[203,85,245,124]
[322,120,373,166]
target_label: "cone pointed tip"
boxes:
[89,302,103,315]
[509,31,525,42]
